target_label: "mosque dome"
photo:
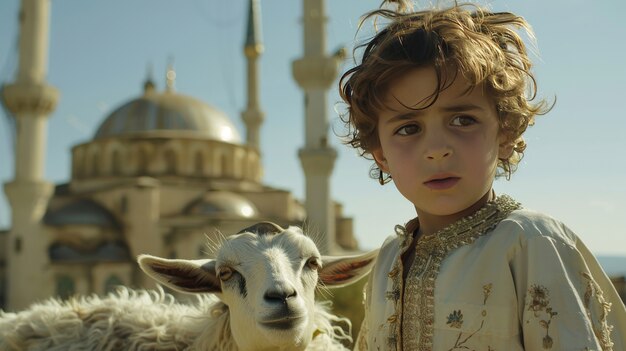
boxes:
[93,86,241,144]
[185,191,259,219]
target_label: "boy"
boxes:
[339,3,626,350]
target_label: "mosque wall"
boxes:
[71,137,261,182]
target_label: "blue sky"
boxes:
[1,0,625,255]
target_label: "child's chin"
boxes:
[417,196,485,217]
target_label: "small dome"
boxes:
[44,199,120,229]
[94,91,241,143]
[185,191,259,218]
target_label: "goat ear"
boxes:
[318,249,379,288]
[138,254,221,294]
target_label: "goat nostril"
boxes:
[286,289,297,299]
[264,290,284,303]
[264,289,297,303]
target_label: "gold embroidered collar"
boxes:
[385,194,521,351]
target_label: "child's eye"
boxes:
[395,124,421,136]
[450,115,478,127]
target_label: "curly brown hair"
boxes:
[339,3,551,179]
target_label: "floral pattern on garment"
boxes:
[581,272,614,350]
[446,310,463,329]
[445,284,494,351]
[525,285,558,349]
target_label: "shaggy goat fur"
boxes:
[0,286,351,351]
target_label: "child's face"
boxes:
[372,66,510,219]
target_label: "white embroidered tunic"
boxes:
[356,195,626,351]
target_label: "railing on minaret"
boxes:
[292,0,342,254]
[241,0,265,150]
[1,0,59,310]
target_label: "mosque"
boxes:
[0,0,357,311]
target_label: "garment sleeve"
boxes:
[354,274,373,351]
[510,221,626,350]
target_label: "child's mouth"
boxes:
[424,177,460,190]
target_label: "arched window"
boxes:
[233,152,242,179]
[111,150,121,175]
[92,150,100,175]
[84,152,93,176]
[104,275,124,295]
[194,151,204,176]
[164,149,177,174]
[56,275,75,300]
[137,148,148,175]
[221,153,229,178]
[14,237,22,253]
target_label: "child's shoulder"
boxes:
[378,231,405,257]
[496,207,579,247]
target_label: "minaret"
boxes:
[241,0,264,150]
[292,0,342,254]
[165,60,176,92]
[143,66,156,95]
[1,0,59,310]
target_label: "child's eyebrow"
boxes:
[441,103,487,114]
[384,103,487,123]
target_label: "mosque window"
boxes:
[164,149,177,174]
[14,237,22,253]
[137,149,148,175]
[92,151,100,175]
[84,153,92,176]
[111,150,121,175]
[194,151,204,176]
[233,153,242,178]
[56,275,75,300]
[104,275,124,294]
[221,153,229,177]
[241,156,248,179]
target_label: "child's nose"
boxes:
[423,126,453,160]
[425,138,453,160]
[426,148,452,160]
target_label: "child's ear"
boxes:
[371,147,390,173]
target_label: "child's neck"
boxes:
[416,190,494,237]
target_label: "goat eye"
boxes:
[306,257,321,271]
[218,267,233,281]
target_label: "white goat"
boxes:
[0,222,378,351]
